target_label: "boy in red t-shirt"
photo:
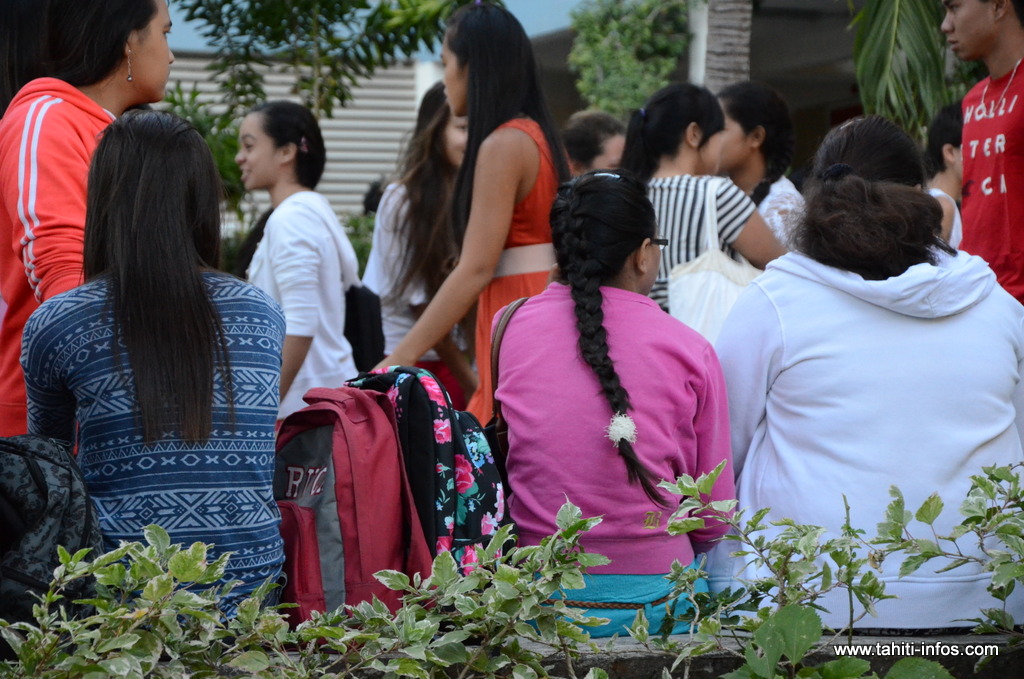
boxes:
[942,0,1024,302]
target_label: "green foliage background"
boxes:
[174,0,494,119]
[569,0,692,118]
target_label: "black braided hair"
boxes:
[550,171,670,507]
[718,81,796,206]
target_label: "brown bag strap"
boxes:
[490,296,529,417]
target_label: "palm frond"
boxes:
[852,0,950,139]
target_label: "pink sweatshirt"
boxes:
[495,283,734,574]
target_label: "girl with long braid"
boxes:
[495,171,734,636]
[718,81,804,243]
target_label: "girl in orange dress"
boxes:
[377,2,569,422]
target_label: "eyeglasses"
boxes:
[650,237,668,247]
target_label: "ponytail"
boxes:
[620,83,724,184]
[794,115,953,280]
[621,108,656,182]
[796,164,954,280]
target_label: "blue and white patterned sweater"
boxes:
[21,272,285,613]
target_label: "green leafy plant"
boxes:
[0,526,292,678]
[568,0,691,118]
[163,82,245,221]
[0,504,613,679]
[873,463,1024,653]
[345,212,376,277]
[624,463,955,679]
[5,463,1021,679]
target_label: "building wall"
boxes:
[167,53,423,227]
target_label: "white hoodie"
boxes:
[710,250,1024,630]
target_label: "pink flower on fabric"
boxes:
[460,545,479,572]
[422,377,447,408]
[480,512,498,535]
[436,536,453,554]
[433,417,451,444]
[435,463,444,474]
[386,386,399,410]
[454,455,475,494]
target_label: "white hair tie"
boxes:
[606,413,637,445]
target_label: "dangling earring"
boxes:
[126,48,133,82]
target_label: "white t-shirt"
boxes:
[361,183,439,361]
[247,190,360,418]
[928,186,963,249]
[757,176,804,245]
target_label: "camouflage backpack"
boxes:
[0,436,103,629]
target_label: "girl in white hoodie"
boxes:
[711,116,1024,633]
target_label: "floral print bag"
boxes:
[349,367,507,572]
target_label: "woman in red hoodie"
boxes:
[0,0,174,435]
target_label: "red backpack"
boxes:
[273,387,432,624]
[348,367,507,571]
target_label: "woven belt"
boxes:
[494,243,556,278]
[547,593,673,610]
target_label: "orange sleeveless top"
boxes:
[500,118,560,248]
[465,118,560,421]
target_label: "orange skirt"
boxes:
[465,271,548,422]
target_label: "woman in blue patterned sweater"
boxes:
[21,110,285,614]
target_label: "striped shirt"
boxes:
[647,175,756,309]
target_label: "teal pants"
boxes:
[550,561,707,638]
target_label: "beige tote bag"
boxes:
[667,177,761,343]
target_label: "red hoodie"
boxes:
[0,78,114,435]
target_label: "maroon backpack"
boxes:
[273,387,432,624]
[348,367,507,571]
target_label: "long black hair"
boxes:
[718,81,796,206]
[394,81,460,301]
[46,0,157,88]
[0,0,50,114]
[84,110,232,443]
[550,170,669,506]
[620,83,724,183]
[445,2,570,243]
[796,116,955,280]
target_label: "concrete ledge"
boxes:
[536,634,1020,679]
